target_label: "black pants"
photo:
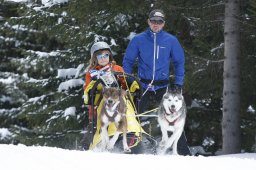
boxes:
[139,87,191,156]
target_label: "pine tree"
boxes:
[222,0,241,154]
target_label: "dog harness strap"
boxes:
[164,107,184,125]
[106,111,118,122]
[164,114,178,126]
[105,109,119,122]
[105,101,120,121]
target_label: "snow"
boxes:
[0,144,256,170]
[0,95,12,103]
[58,79,84,92]
[0,76,15,84]
[64,106,76,117]
[210,43,224,53]
[5,0,28,2]
[57,68,78,79]
[26,50,60,58]
[247,105,255,113]
[5,0,69,8]
[0,129,12,139]
[28,95,46,104]
[0,108,19,115]
[41,0,69,6]
[110,38,117,46]
[202,137,215,147]
[127,32,136,40]
[56,61,84,82]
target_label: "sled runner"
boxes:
[83,71,157,154]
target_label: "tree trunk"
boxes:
[222,0,241,154]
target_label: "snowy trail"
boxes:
[1,144,256,170]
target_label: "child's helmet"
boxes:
[90,41,111,56]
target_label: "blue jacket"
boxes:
[123,28,185,90]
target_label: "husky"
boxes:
[99,87,131,153]
[157,87,186,155]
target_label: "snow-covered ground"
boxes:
[0,144,256,170]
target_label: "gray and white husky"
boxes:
[157,88,186,155]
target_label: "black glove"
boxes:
[91,75,98,80]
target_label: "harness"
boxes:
[105,101,121,122]
[164,108,182,126]
[141,32,157,96]
[164,114,178,126]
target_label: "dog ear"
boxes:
[167,85,173,94]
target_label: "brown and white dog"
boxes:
[157,88,187,155]
[99,87,131,153]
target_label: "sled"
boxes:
[83,71,157,154]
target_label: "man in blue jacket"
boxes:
[122,9,191,156]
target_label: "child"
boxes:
[84,41,124,104]
[82,41,125,150]
[82,42,143,151]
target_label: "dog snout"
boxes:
[107,99,113,104]
[171,105,175,109]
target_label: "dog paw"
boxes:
[107,144,114,150]
[123,147,131,153]
[159,140,166,147]
[172,150,179,155]
[157,148,166,155]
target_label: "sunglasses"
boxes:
[96,53,110,60]
[150,19,164,25]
